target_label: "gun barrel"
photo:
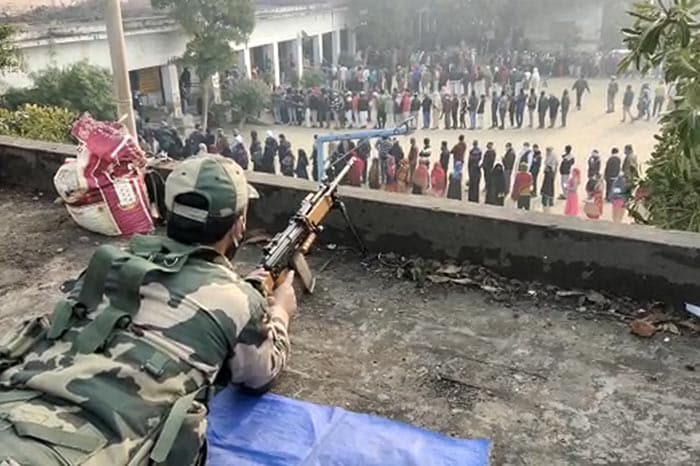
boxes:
[326,157,355,193]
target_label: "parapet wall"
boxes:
[2,135,699,306]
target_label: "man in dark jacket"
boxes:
[490,91,499,129]
[467,140,482,202]
[548,93,560,128]
[502,142,516,195]
[482,141,497,194]
[604,147,622,201]
[537,91,549,129]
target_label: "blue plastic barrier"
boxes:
[207,388,491,466]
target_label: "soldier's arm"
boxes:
[228,273,295,393]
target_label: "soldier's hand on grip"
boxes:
[268,271,298,318]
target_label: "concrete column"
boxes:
[105,0,136,136]
[242,47,252,79]
[160,63,182,118]
[271,42,281,87]
[331,29,341,65]
[295,35,304,81]
[313,33,323,68]
[348,29,357,56]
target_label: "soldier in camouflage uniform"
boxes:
[0,155,297,465]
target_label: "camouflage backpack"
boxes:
[0,235,225,465]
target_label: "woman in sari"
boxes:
[564,167,581,217]
[430,162,446,197]
[583,175,604,219]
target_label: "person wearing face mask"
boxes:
[0,155,296,465]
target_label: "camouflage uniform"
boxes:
[0,156,289,465]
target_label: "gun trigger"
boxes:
[291,251,316,294]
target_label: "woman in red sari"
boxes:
[430,162,446,197]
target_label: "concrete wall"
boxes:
[2,136,700,307]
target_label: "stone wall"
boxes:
[2,136,700,306]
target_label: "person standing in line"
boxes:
[653,81,667,117]
[541,159,556,213]
[607,76,619,113]
[548,92,560,128]
[430,162,447,197]
[249,130,262,171]
[295,149,309,179]
[468,91,479,129]
[604,147,622,201]
[622,85,635,123]
[443,94,453,130]
[447,161,464,200]
[485,163,507,206]
[419,137,433,168]
[498,91,508,130]
[530,144,542,197]
[559,145,575,199]
[508,92,516,128]
[467,140,482,203]
[610,173,628,223]
[477,94,486,129]
[376,90,388,129]
[410,93,421,129]
[451,134,467,168]
[368,158,381,189]
[560,89,571,127]
[564,167,581,217]
[572,75,590,110]
[587,149,602,181]
[421,93,433,129]
[385,89,395,128]
[451,93,460,130]
[439,140,451,181]
[537,91,549,129]
[511,162,533,210]
[358,91,370,128]
[527,88,537,128]
[515,89,527,128]
[502,142,516,195]
[482,141,496,195]
[457,94,466,130]
[407,137,419,184]
[622,144,639,184]
[412,155,430,194]
[583,174,604,220]
[432,88,442,130]
[490,91,500,129]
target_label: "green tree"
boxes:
[620,0,700,231]
[1,61,115,120]
[0,24,20,73]
[224,79,270,126]
[152,0,255,129]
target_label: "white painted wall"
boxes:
[1,7,351,91]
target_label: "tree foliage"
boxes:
[0,104,76,143]
[223,79,269,125]
[152,0,255,128]
[621,0,700,232]
[1,61,115,120]
[0,24,20,73]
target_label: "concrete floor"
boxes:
[0,188,698,465]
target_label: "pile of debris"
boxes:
[363,252,700,338]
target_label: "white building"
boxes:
[3,1,356,116]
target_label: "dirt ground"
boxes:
[1,188,699,465]
[246,77,660,223]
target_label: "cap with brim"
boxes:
[165,155,258,223]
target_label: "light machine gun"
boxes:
[257,159,366,295]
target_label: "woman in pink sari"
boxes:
[564,167,581,217]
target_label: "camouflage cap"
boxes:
[165,155,259,222]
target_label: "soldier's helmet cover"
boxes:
[165,155,259,222]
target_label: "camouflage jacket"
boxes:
[0,235,289,465]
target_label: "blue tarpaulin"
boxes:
[207,388,491,466]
